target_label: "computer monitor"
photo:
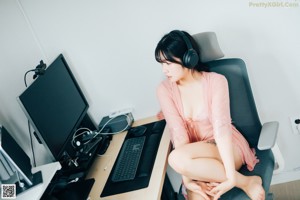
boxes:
[0,125,42,193]
[17,54,89,161]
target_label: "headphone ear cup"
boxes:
[183,49,199,68]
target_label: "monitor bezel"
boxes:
[17,54,89,161]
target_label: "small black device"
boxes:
[33,60,47,79]
[72,131,97,149]
[172,30,199,68]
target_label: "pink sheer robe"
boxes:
[157,72,258,171]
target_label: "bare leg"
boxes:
[169,141,265,200]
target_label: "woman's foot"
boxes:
[242,176,265,200]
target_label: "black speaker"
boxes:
[173,30,199,68]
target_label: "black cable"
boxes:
[24,69,37,167]
[24,69,35,87]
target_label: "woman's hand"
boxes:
[207,179,235,200]
[183,177,211,200]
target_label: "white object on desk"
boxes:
[16,162,61,200]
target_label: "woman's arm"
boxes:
[215,127,236,182]
[210,133,236,200]
[209,74,236,199]
[156,82,189,148]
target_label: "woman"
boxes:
[155,30,265,200]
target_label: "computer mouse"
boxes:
[129,126,147,137]
[53,180,69,191]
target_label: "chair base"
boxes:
[267,193,274,200]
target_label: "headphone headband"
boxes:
[173,30,194,50]
[172,30,199,68]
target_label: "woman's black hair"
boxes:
[155,30,209,72]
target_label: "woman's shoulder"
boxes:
[157,79,172,90]
[157,79,173,96]
[204,71,226,79]
[203,71,228,84]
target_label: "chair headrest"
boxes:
[192,32,224,63]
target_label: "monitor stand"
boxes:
[16,171,43,195]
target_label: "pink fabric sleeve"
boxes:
[156,82,189,147]
[210,74,232,138]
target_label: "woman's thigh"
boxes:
[169,141,243,170]
[169,141,222,163]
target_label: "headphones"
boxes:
[172,30,199,68]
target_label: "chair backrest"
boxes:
[205,59,262,147]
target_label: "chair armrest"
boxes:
[257,121,279,150]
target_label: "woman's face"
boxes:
[161,60,187,82]
[158,52,190,83]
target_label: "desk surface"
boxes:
[16,161,61,200]
[86,116,171,200]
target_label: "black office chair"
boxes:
[176,32,279,200]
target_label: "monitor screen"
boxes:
[18,54,89,161]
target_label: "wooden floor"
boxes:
[269,180,300,200]
[176,180,300,200]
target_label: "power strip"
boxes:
[109,107,134,118]
[99,112,134,133]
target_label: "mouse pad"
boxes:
[56,178,95,200]
[100,120,166,197]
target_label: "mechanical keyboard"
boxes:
[111,136,146,182]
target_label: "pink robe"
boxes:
[157,72,258,171]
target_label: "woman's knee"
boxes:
[168,149,190,174]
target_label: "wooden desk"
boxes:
[16,162,61,200]
[86,116,171,200]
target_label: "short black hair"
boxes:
[155,30,209,72]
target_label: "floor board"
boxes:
[270,180,300,200]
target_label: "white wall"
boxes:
[0,0,300,184]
